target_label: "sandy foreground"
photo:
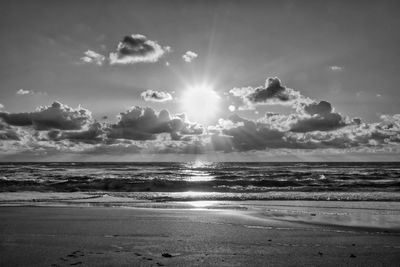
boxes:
[0,193,399,266]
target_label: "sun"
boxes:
[181,85,220,124]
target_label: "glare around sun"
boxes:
[181,85,220,124]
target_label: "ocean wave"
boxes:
[0,162,399,195]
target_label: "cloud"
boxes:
[0,103,4,109]
[182,51,198,63]
[0,101,92,130]
[329,65,344,71]
[0,121,20,140]
[16,89,33,95]
[210,112,400,151]
[229,77,347,132]
[141,90,173,102]
[303,101,332,116]
[107,106,203,141]
[48,122,105,143]
[212,114,288,151]
[80,50,106,66]
[230,77,312,109]
[16,89,47,96]
[290,101,347,132]
[290,112,346,133]
[109,34,170,65]
[0,97,399,158]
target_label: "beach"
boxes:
[0,194,399,266]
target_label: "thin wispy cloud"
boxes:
[16,89,47,96]
[16,89,32,95]
[80,50,106,66]
[329,65,344,71]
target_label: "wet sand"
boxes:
[0,203,399,266]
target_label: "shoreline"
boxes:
[1,205,399,266]
[1,191,400,232]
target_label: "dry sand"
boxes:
[0,200,399,266]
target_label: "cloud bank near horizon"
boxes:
[1,77,399,160]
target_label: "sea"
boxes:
[1,162,400,201]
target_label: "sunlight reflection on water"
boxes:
[187,201,219,208]
[182,160,216,182]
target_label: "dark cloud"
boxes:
[248,77,288,102]
[290,101,347,132]
[107,106,203,141]
[230,77,311,109]
[0,101,92,130]
[141,90,173,102]
[290,113,346,133]
[48,122,104,143]
[109,34,170,64]
[303,101,332,116]
[211,114,288,151]
[0,121,19,140]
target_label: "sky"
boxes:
[0,0,399,161]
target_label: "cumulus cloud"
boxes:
[0,120,20,140]
[290,101,347,132]
[209,112,400,152]
[107,106,203,141]
[0,95,400,158]
[48,122,105,143]
[182,51,198,63]
[141,90,173,102]
[230,77,312,109]
[290,113,346,133]
[211,114,287,151]
[229,77,348,133]
[0,101,92,130]
[0,103,4,109]
[80,50,106,66]
[109,34,170,65]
